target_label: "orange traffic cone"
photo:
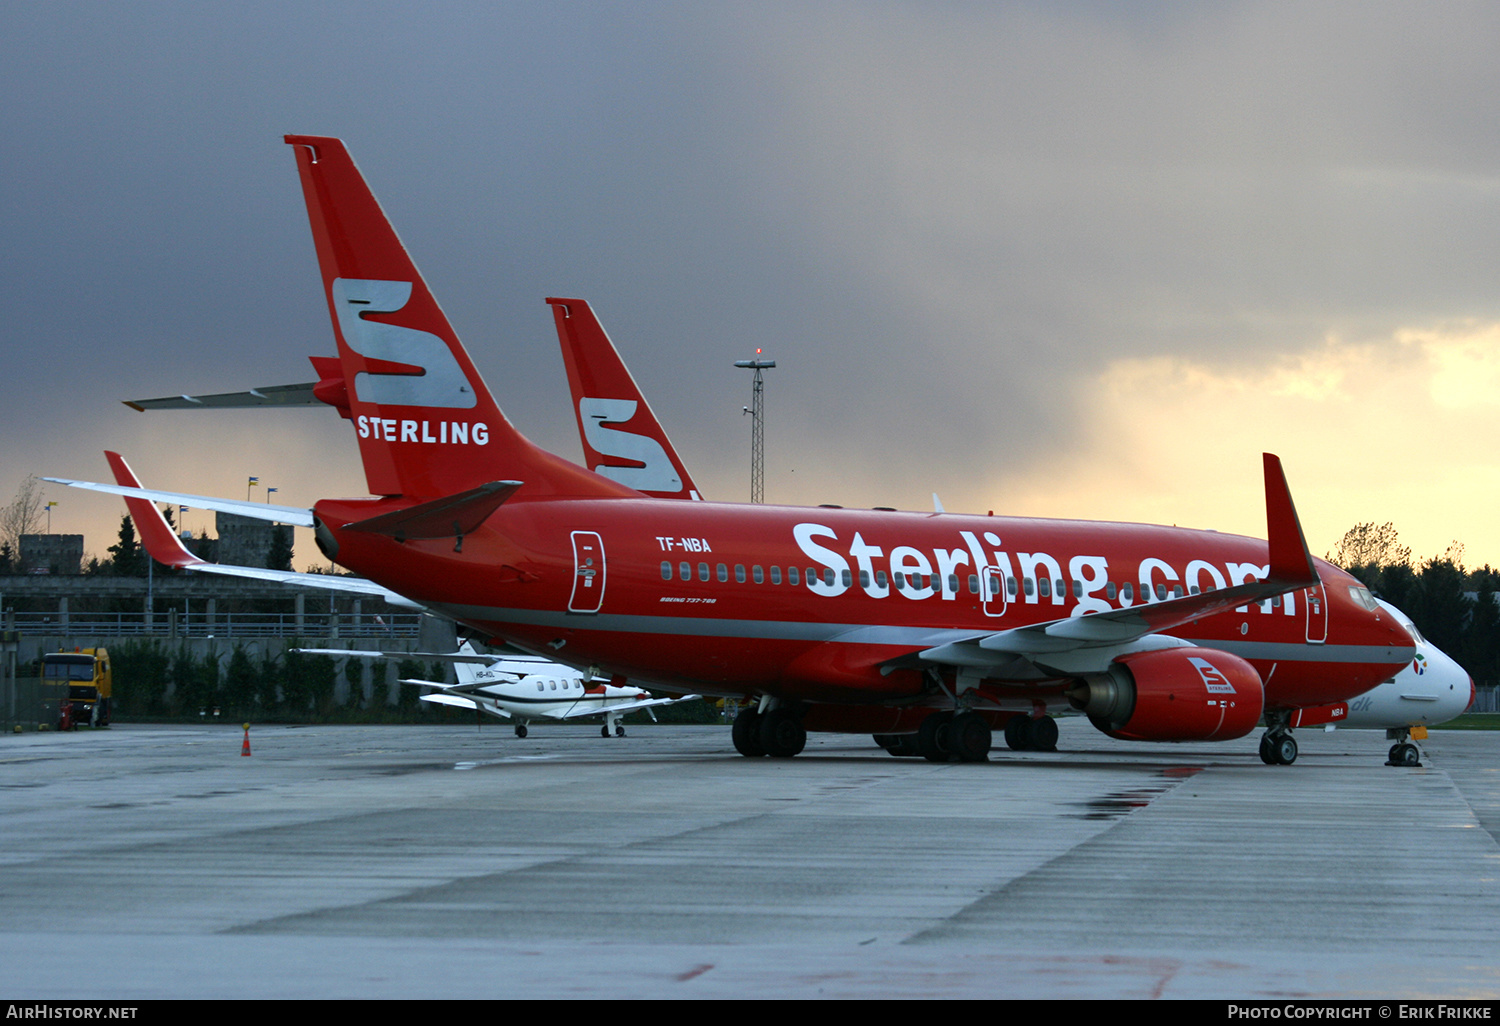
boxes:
[241,723,251,757]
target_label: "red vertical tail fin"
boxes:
[284,136,633,503]
[547,297,703,501]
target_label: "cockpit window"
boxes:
[1348,585,1379,612]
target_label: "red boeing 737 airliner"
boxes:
[54,137,1415,765]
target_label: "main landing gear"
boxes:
[875,711,996,763]
[1003,713,1058,753]
[1386,728,1422,767]
[732,705,806,758]
[1258,728,1298,765]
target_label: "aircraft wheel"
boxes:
[877,734,921,757]
[1259,734,1277,765]
[1027,716,1058,752]
[1273,733,1298,765]
[515,724,528,739]
[760,709,806,758]
[918,712,953,762]
[1396,743,1421,767]
[615,725,626,738]
[948,713,992,762]
[1003,715,1031,751]
[732,709,765,757]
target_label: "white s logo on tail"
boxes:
[579,397,682,492]
[333,278,477,409]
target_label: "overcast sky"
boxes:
[5,1,1500,571]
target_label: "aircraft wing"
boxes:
[419,692,505,715]
[916,454,1320,673]
[294,647,499,664]
[46,462,314,527]
[539,694,703,720]
[54,451,418,607]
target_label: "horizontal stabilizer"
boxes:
[124,383,319,411]
[341,480,522,542]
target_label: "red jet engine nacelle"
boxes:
[1074,647,1265,743]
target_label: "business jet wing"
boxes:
[293,647,499,664]
[50,451,418,607]
[418,692,508,715]
[547,297,703,501]
[915,454,1320,673]
[542,694,702,720]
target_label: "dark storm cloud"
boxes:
[4,2,1500,560]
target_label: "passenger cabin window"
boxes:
[698,562,710,582]
[1038,578,1050,598]
[680,562,691,581]
[717,563,728,582]
[753,565,764,584]
[661,561,672,581]
[876,570,888,589]
[771,566,782,585]
[788,567,799,586]
[735,564,746,583]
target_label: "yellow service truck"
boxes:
[43,648,112,729]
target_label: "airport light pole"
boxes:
[735,351,775,504]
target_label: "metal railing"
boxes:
[6,610,423,638]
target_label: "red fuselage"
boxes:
[316,494,1413,715]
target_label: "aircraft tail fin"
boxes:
[283,136,634,503]
[547,298,703,500]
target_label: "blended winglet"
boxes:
[105,451,205,570]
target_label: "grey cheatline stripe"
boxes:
[435,602,1409,664]
[1179,638,1413,664]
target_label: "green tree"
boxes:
[267,527,293,572]
[1327,522,1411,572]
[108,515,146,577]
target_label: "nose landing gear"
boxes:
[1258,729,1298,765]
